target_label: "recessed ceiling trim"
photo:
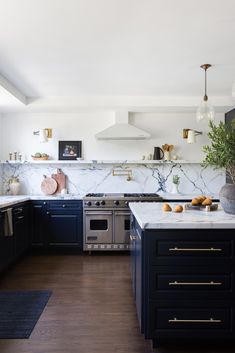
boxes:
[0,73,27,105]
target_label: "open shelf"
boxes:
[0,159,203,165]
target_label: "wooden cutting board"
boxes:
[52,169,66,193]
[41,175,58,195]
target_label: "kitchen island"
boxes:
[129,202,235,348]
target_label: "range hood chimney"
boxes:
[95,112,150,140]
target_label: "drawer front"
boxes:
[156,308,230,330]
[148,237,233,265]
[158,241,231,257]
[49,201,82,210]
[147,302,233,338]
[148,266,233,300]
[155,274,231,291]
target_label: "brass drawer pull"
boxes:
[169,281,222,286]
[130,235,136,241]
[169,317,222,323]
[169,247,222,252]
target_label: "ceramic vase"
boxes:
[171,183,180,194]
[219,184,235,214]
[164,151,171,161]
[9,182,21,195]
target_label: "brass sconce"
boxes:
[33,128,53,143]
[183,129,202,144]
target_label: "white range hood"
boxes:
[95,112,150,140]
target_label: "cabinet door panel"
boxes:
[47,213,81,245]
[31,203,46,246]
[156,307,230,330]
[147,301,234,340]
[14,205,29,258]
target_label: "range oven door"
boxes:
[85,211,113,243]
[114,211,130,244]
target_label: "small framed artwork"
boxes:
[58,141,82,160]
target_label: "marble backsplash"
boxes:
[0,161,225,197]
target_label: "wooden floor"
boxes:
[0,254,234,353]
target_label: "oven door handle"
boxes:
[114,212,131,216]
[85,211,113,215]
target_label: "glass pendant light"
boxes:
[196,64,215,123]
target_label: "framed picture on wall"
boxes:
[58,141,82,160]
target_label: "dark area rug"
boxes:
[0,290,52,339]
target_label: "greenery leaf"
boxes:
[202,120,235,184]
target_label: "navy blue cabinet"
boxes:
[0,211,13,271]
[31,201,48,248]
[130,215,144,332]
[13,203,30,258]
[0,202,30,273]
[131,217,235,347]
[31,200,83,252]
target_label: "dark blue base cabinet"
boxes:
[0,202,30,272]
[31,200,83,252]
[130,215,235,348]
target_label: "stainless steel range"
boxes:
[83,193,162,251]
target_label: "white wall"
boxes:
[0,111,224,161]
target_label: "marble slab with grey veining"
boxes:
[0,196,30,209]
[129,202,235,229]
[0,161,225,197]
[0,195,83,208]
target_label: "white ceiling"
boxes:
[0,0,235,110]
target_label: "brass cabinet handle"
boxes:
[169,317,222,323]
[16,216,24,220]
[130,235,136,240]
[169,281,222,286]
[169,247,222,252]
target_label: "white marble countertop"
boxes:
[0,196,30,208]
[159,193,219,200]
[129,202,235,229]
[0,193,220,209]
[0,194,83,208]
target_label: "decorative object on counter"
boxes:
[9,152,12,161]
[153,146,164,160]
[182,128,203,143]
[162,203,172,212]
[33,128,52,143]
[141,155,146,160]
[59,141,82,160]
[174,204,183,213]
[162,144,174,161]
[196,64,215,124]
[31,153,49,161]
[52,168,66,193]
[203,120,235,214]
[147,153,153,160]
[112,166,132,181]
[171,174,180,194]
[184,203,218,212]
[41,175,58,195]
[14,152,17,161]
[8,176,21,195]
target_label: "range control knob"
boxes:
[100,200,106,206]
[114,200,120,206]
[95,201,100,206]
[86,201,92,206]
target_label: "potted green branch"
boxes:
[202,120,235,214]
